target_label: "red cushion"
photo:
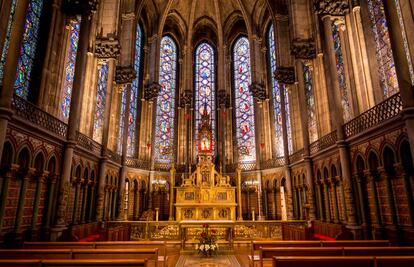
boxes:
[314,233,336,241]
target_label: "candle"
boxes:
[155,208,159,221]
[252,209,255,221]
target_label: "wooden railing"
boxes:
[11,94,68,138]
[289,149,304,164]
[76,132,102,155]
[107,149,122,164]
[344,92,402,138]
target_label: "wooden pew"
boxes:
[376,256,414,267]
[260,247,343,267]
[23,242,94,249]
[343,247,414,256]
[321,240,390,247]
[0,260,41,267]
[272,256,374,267]
[0,249,72,259]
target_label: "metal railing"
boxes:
[309,130,338,154]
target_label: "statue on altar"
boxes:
[174,107,237,221]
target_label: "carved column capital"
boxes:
[291,39,317,59]
[144,81,162,101]
[274,67,295,84]
[217,89,230,108]
[115,66,136,84]
[314,0,349,16]
[179,89,193,108]
[95,38,120,59]
[249,81,267,101]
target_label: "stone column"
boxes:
[236,166,243,220]
[94,38,120,222]
[291,39,318,220]
[134,187,140,220]
[316,182,323,220]
[87,181,95,222]
[323,182,331,222]
[378,167,399,235]
[274,67,295,220]
[80,180,88,223]
[0,164,18,230]
[169,165,175,221]
[53,2,96,236]
[31,171,49,232]
[394,163,414,227]
[332,180,340,223]
[355,174,368,233]
[0,0,29,163]
[364,170,384,239]
[14,168,35,237]
[383,0,414,167]
[43,174,58,233]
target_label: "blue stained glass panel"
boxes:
[93,63,109,143]
[154,36,177,163]
[61,16,81,121]
[303,63,318,143]
[195,42,216,156]
[332,21,352,122]
[14,0,44,99]
[368,0,399,97]
[233,36,256,162]
[0,0,18,85]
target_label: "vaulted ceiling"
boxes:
[137,0,288,46]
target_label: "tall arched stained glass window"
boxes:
[233,36,256,162]
[92,62,109,143]
[14,0,44,99]
[367,0,399,97]
[61,17,81,121]
[117,24,143,156]
[332,20,352,122]
[303,62,318,143]
[267,25,292,156]
[154,36,177,163]
[0,0,18,86]
[394,0,414,86]
[195,42,215,155]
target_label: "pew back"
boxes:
[0,260,41,267]
[376,256,414,267]
[321,240,390,247]
[94,241,167,256]
[42,259,147,267]
[0,249,72,259]
[343,247,414,256]
[272,256,374,267]
[23,242,94,249]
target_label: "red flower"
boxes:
[211,229,217,234]
[201,232,207,237]
[203,224,209,228]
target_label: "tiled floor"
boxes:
[175,254,242,267]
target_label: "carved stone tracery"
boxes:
[115,66,136,84]
[249,81,267,101]
[143,82,162,101]
[314,0,349,16]
[291,39,317,59]
[274,67,296,84]
[95,38,120,59]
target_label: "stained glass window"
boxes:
[92,62,109,143]
[195,42,216,155]
[332,20,352,122]
[61,16,81,121]
[117,24,143,156]
[303,62,318,143]
[367,0,399,97]
[233,36,256,162]
[117,85,127,154]
[395,0,414,86]
[267,25,292,156]
[0,0,18,86]
[14,0,44,99]
[154,36,177,163]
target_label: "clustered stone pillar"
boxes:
[314,0,359,236]
[169,165,175,221]
[52,1,97,240]
[291,39,318,220]
[0,0,29,164]
[274,67,296,220]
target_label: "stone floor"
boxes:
[175,254,242,267]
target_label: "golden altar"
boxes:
[175,108,237,222]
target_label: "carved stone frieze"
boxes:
[249,81,267,101]
[217,89,230,108]
[179,89,193,108]
[95,38,120,59]
[274,67,295,84]
[143,81,162,101]
[314,0,349,16]
[115,66,136,84]
[291,39,316,59]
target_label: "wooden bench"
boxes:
[0,249,157,267]
[0,259,147,267]
[23,241,167,267]
[376,256,414,267]
[321,240,390,247]
[272,256,374,267]
[343,247,414,256]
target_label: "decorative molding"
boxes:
[291,39,316,59]
[95,38,120,59]
[179,89,193,108]
[314,0,349,16]
[143,81,162,101]
[115,66,136,84]
[274,67,295,84]
[122,12,135,21]
[249,82,267,101]
[217,89,230,108]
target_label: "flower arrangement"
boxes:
[195,224,219,257]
